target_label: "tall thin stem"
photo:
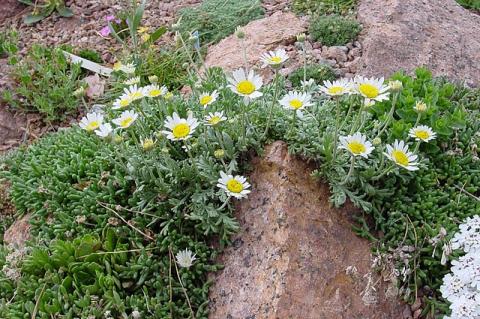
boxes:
[341,156,356,185]
[376,93,398,138]
[332,97,341,161]
[262,70,279,140]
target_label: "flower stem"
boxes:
[262,70,279,140]
[376,93,398,138]
[332,97,341,161]
[341,156,356,185]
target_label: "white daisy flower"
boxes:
[175,249,197,268]
[79,112,103,132]
[120,63,135,74]
[260,48,289,68]
[279,91,313,111]
[409,125,437,143]
[384,140,419,171]
[354,76,390,102]
[205,111,227,126]
[112,94,132,110]
[217,171,251,199]
[162,112,199,141]
[414,100,428,113]
[144,84,167,98]
[338,132,374,158]
[124,76,141,85]
[94,123,113,138]
[199,90,219,107]
[112,110,139,129]
[319,78,352,96]
[227,68,263,99]
[123,84,145,101]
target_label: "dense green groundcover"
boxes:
[457,0,480,10]
[177,0,265,45]
[1,61,480,319]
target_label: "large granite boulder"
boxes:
[209,141,408,319]
[357,0,480,86]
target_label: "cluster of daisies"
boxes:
[440,215,480,319]
[320,77,437,171]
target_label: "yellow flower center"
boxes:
[226,179,243,193]
[149,89,162,97]
[130,91,143,100]
[120,117,133,128]
[328,86,344,95]
[347,141,366,155]
[269,56,282,64]
[200,95,213,106]
[392,150,409,166]
[172,123,190,139]
[120,99,130,107]
[113,62,122,71]
[236,80,255,95]
[289,99,303,110]
[86,121,100,131]
[359,83,380,99]
[414,130,430,140]
[208,116,221,125]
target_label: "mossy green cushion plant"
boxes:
[293,0,357,16]
[288,63,337,88]
[309,15,362,46]
[177,0,265,45]
[456,0,480,10]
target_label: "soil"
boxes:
[0,0,25,22]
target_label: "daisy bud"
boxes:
[161,147,170,154]
[141,138,155,151]
[73,86,85,97]
[132,310,141,319]
[388,80,403,92]
[172,22,181,31]
[372,137,382,146]
[214,149,225,159]
[148,75,158,83]
[235,27,245,39]
[296,33,306,43]
[414,100,428,113]
[113,135,123,144]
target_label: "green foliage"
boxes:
[18,0,74,25]
[2,44,83,121]
[2,40,478,318]
[0,29,19,59]
[76,48,103,64]
[456,0,480,10]
[288,63,337,88]
[177,0,265,44]
[137,48,189,90]
[309,15,361,46]
[293,0,357,15]
[0,68,270,317]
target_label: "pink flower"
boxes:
[105,15,121,24]
[100,26,111,37]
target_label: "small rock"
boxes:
[4,214,31,249]
[322,46,348,62]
